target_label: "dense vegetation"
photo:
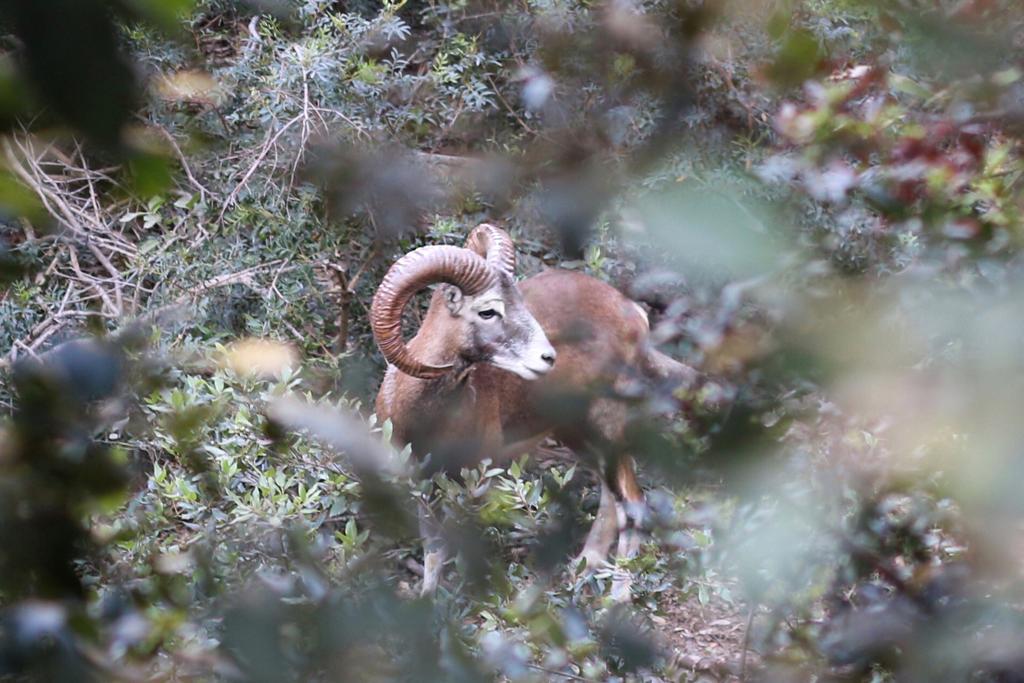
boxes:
[1,0,1024,680]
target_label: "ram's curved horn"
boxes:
[371,246,497,379]
[465,223,516,278]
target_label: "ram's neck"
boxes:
[405,294,465,372]
[378,294,476,439]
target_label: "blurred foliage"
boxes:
[0,0,1023,681]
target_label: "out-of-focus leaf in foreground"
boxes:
[0,0,138,149]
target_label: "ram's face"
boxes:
[443,274,556,380]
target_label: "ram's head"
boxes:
[371,225,556,380]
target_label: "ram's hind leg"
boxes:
[611,455,646,562]
[608,454,647,601]
[570,398,648,599]
[573,454,647,601]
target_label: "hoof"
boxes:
[610,570,633,602]
[574,550,609,573]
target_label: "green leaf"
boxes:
[765,29,825,89]
[123,0,195,31]
[127,152,173,198]
[0,0,138,149]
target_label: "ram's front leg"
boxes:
[576,476,619,568]
[418,498,447,596]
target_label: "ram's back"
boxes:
[520,269,650,383]
[495,269,689,448]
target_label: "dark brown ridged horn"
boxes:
[465,223,516,278]
[371,245,497,379]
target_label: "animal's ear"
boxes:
[443,285,464,314]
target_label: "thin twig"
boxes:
[67,244,117,317]
[524,664,588,681]
[147,120,213,201]
[288,46,316,192]
[3,136,136,258]
[740,602,756,681]
[219,114,303,222]
[87,241,124,315]
[486,73,544,139]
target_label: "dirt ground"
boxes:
[658,588,756,682]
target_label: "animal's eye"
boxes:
[478,309,500,320]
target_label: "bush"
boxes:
[1,0,1024,681]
